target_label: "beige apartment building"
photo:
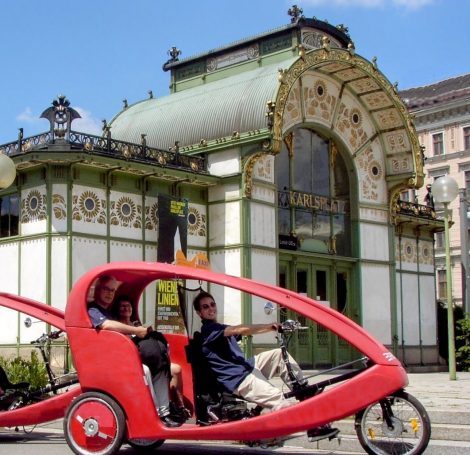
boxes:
[401,74,470,314]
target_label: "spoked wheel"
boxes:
[127,438,165,450]
[64,391,126,455]
[355,391,431,455]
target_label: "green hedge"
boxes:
[0,351,48,390]
[456,317,470,372]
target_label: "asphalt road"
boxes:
[0,427,355,455]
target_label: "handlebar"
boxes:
[30,330,63,345]
[278,320,308,333]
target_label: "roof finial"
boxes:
[288,5,303,23]
[167,46,181,62]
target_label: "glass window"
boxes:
[0,194,19,238]
[276,128,351,256]
[432,133,444,156]
[464,126,470,151]
[437,269,447,300]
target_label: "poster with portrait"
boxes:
[155,194,188,334]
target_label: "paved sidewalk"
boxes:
[404,371,470,412]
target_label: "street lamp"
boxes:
[432,175,459,380]
[0,153,16,190]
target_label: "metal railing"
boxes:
[0,130,206,174]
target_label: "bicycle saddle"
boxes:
[0,365,29,390]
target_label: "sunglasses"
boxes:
[201,301,216,310]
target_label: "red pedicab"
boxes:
[59,261,430,455]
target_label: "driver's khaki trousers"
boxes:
[233,348,304,410]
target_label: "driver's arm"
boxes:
[224,323,279,337]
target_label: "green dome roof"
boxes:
[109,60,295,150]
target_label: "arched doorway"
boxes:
[276,127,360,367]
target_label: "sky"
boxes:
[0,0,468,144]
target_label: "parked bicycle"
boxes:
[0,320,79,412]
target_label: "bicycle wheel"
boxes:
[127,438,165,450]
[355,391,431,455]
[64,391,126,455]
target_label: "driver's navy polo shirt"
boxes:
[88,303,114,328]
[200,320,254,393]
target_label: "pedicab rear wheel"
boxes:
[64,391,126,455]
[355,390,431,455]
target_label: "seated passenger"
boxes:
[193,291,339,440]
[87,275,180,427]
[114,296,191,422]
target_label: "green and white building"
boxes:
[0,10,443,369]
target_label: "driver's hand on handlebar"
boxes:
[270,322,282,332]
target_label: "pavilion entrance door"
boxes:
[279,259,357,368]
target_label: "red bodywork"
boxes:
[63,261,407,442]
[0,293,82,426]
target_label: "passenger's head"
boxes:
[94,275,118,308]
[193,291,217,321]
[114,296,135,323]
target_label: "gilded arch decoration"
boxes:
[271,47,424,216]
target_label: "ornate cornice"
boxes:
[271,46,424,215]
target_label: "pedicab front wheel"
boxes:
[355,391,431,455]
[63,391,126,455]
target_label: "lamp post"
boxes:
[432,175,459,380]
[0,153,16,190]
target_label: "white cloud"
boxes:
[299,0,434,8]
[73,107,102,136]
[16,107,38,123]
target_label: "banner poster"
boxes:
[155,194,188,334]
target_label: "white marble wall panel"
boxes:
[359,207,389,223]
[251,249,278,344]
[110,241,143,262]
[51,184,67,233]
[209,249,241,277]
[144,244,157,262]
[208,148,241,176]
[208,182,241,203]
[251,184,276,204]
[250,202,276,248]
[51,237,68,311]
[209,249,242,325]
[0,241,19,293]
[361,263,392,344]
[359,223,390,261]
[420,274,438,345]
[144,196,158,243]
[209,201,240,247]
[109,191,143,241]
[20,238,46,303]
[71,237,107,287]
[21,185,47,235]
[188,203,207,248]
[398,273,420,345]
[72,185,107,236]
[0,307,21,343]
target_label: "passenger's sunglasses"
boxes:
[201,301,216,310]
